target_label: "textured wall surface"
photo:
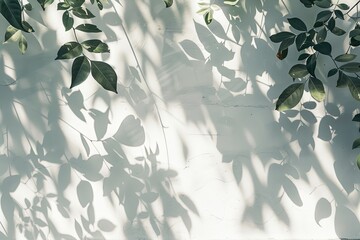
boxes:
[1,0,360,239]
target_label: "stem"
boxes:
[345,0,360,16]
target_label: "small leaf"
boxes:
[334,10,344,20]
[276,83,305,111]
[18,33,27,54]
[337,3,349,10]
[81,39,109,53]
[288,17,307,31]
[24,3,32,10]
[315,0,332,8]
[339,62,360,73]
[298,53,310,61]
[71,56,90,88]
[96,0,103,10]
[306,54,317,76]
[77,180,93,207]
[97,219,116,232]
[270,31,295,43]
[316,27,327,43]
[72,7,95,19]
[75,24,101,33]
[91,61,117,93]
[279,37,295,52]
[309,77,325,102]
[353,113,360,122]
[62,11,74,31]
[277,48,288,60]
[204,9,213,25]
[335,54,357,62]
[55,42,82,60]
[66,0,84,7]
[347,76,360,100]
[4,25,20,42]
[57,2,70,10]
[289,64,308,78]
[353,138,360,149]
[313,41,331,55]
[295,33,306,50]
[327,68,338,77]
[316,10,332,23]
[327,17,335,31]
[331,27,346,36]
[164,0,173,7]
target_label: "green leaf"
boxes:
[316,10,332,23]
[62,11,74,31]
[0,0,28,31]
[313,41,331,55]
[356,154,360,170]
[276,48,288,60]
[21,21,34,32]
[95,0,103,10]
[71,56,90,88]
[279,36,295,51]
[164,0,173,7]
[24,3,32,11]
[339,62,360,73]
[335,54,357,62]
[327,17,335,31]
[77,180,93,207]
[334,10,344,20]
[276,83,305,111]
[316,27,327,43]
[72,7,95,19]
[75,24,101,33]
[288,17,307,31]
[308,77,325,102]
[66,0,84,7]
[91,61,117,93]
[289,64,309,78]
[331,27,346,36]
[353,138,360,149]
[347,76,360,100]
[353,113,360,122]
[204,9,213,25]
[55,41,82,60]
[306,54,317,76]
[270,31,295,43]
[337,3,349,10]
[81,39,109,53]
[314,0,332,8]
[298,53,310,60]
[57,2,70,9]
[18,33,27,54]
[296,33,306,50]
[4,25,20,42]
[327,68,338,77]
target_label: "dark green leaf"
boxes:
[164,0,173,7]
[204,9,213,25]
[55,41,82,60]
[334,10,344,20]
[288,17,307,31]
[77,180,93,207]
[62,11,74,31]
[81,39,109,53]
[91,61,117,93]
[18,33,27,54]
[300,0,314,8]
[353,138,360,149]
[66,0,84,7]
[327,68,338,77]
[353,113,360,122]
[276,83,305,111]
[308,76,325,102]
[298,53,310,60]
[72,7,95,19]
[339,62,360,73]
[347,76,360,100]
[4,25,20,42]
[350,29,360,38]
[316,27,327,43]
[21,21,34,32]
[306,54,317,76]
[334,54,357,62]
[316,10,332,23]
[314,0,332,8]
[331,27,346,36]
[295,33,306,50]
[337,71,348,88]
[0,0,28,31]
[96,0,103,10]
[270,31,295,43]
[313,41,331,55]
[57,2,70,9]
[71,56,90,88]
[337,3,349,10]
[279,36,295,51]
[327,17,335,31]
[75,23,101,33]
[276,48,288,60]
[289,64,309,78]
[24,3,32,11]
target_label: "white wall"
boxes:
[1,0,360,239]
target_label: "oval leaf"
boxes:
[90,61,117,93]
[289,64,308,78]
[62,11,74,31]
[276,83,305,111]
[309,77,325,102]
[72,7,95,19]
[288,17,307,31]
[81,39,109,53]
[270,31,295,43]
[75,23,101,33]
[313,42,332,56]
[0,0,28,31]
[335,54,357,62]
[71,56,90,88]
[339,62,360,73]
[77,180,93,207]
[55,42,82,60]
